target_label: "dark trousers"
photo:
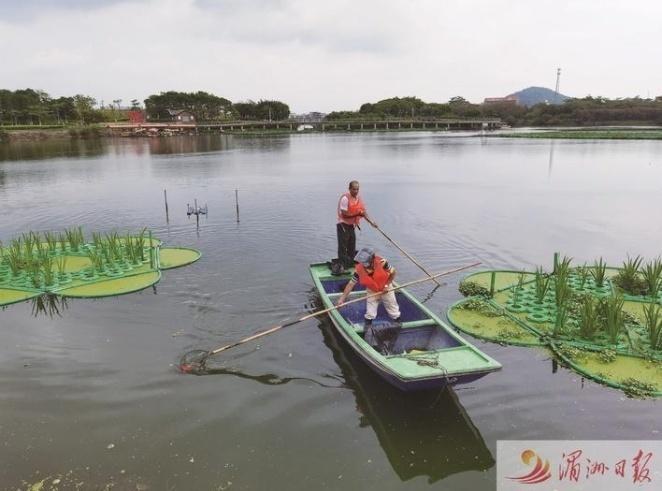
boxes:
[336,222,356,268]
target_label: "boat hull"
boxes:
[310,262,501,392]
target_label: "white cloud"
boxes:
[1,0,661,112]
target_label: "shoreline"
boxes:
[4,125,662,142]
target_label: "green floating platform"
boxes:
[159,247,201,270]
[58,271,162,298]
[449,264,662,397]
[0,234,201,306]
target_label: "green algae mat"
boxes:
[0,228,201,305]
[447,256,662,397]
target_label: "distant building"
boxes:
[483,95,518,105]
[128,110,146,124]
[167,109,196,123]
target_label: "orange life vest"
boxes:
[356,256,390,292]
[337,192,365,226]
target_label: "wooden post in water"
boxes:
[164,189,169,222]
[148,230,154,269]
[235,189,240,223]
[553,252,559,274]
[490,271,496,297]
[194,199,199,228]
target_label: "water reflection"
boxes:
[31,293,69,318]
[317,316,494,483]
[0,138,106,161]
[0,133,293,163]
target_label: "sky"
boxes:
[1,0,661,113]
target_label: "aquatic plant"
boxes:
[621,378,657,398]
[642,303,662,351]
[642,258,662,299]
[44,231,58,255]
[55,255,67,275]
[600,293,624,345]
[41,255,55,287]
[26,257,42,288]
[591,257,607,288]
[86,247,105,273]
[65,226,85,252]
[460,298,501,317]
[613,255,646,295]
[21,232,35,262]
[7,239,23,276]
[91,232,103,251]
[597,348,617,364]
[553,260,573,336]
[57,232,68,252]
[555,344,588,363]
[579,296,599,340]
[509,272,526,307]
[534,266,550,303]
[131,228,147,262]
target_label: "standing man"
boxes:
[337,180,376,271]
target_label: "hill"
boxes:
[509,86,569,107]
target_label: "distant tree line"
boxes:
[0,89,103,125]
[144,92,290,122]
[4,88,662,127]
[0,88,292,125]
[327,95,662,126]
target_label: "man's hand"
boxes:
[336,297,345,307]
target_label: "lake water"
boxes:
[0,133,660,490]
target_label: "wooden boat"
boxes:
[309,262,502,391]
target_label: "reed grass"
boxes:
[44,231,58,255]
[576,263,590,290]
[642,258,662,299]
[41,255,55,286]
[579,296,599,340]
[534,266,550,303]
[613,255,645,295]
[55,255,67,275]
[7,240,23,275]
[553,257,573,336]
[591,257,607,287]
[601,293,624,345]
[643,303,662,350]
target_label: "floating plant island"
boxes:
[0,228,200,306]
[447,254,662,397]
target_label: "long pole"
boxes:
[203,261,479,358]
[364,217,441,286]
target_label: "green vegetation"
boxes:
[591,257,607,288]
[458,280,490,298]
[534,266,550,303]
[642,258,662,299]
[326,94,662,128]
[450,252,662,397]
[602,293,625,344]
[497,129,662,140]
[579,296,599,340]
[643,303,662,350]
[0,89,104,125]
[613,255,646,295]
